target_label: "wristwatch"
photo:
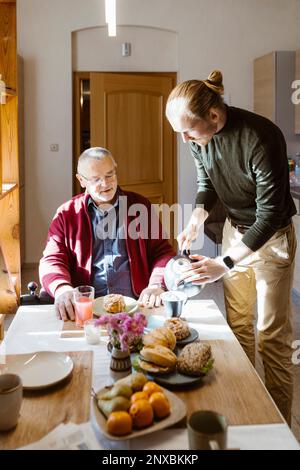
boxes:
[222,256,234,270]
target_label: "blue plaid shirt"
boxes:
[88,194,135,298]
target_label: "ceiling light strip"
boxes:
[105,0,116,37]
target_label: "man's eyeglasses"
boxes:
[79,170,117,185]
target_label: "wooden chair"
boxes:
[0,314,5,340]
[204,199,227,257]
[20,283,54,305]
[0,245,18,340]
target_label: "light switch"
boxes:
[122,42,131,57]
[50,144,59,152]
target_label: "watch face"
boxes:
[223,256,234,269]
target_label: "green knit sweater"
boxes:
[189,106,296,251]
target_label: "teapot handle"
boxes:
[182,249,198,263]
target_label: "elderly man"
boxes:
[39,147,175,320]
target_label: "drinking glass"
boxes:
[73,286,95,327]
[84,319,101,345]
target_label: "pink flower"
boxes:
[95,311,147,351]
[119,332,130,351]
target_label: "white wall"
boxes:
[73,26,178,72]
[17,0,300,263]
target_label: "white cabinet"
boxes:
[254,51,300,156]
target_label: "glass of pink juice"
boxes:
[73,286,95,327]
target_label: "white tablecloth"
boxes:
[0,300,234,390]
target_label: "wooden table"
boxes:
[0,299,285,449]
[0,351,92,450]
[176,338,282,425]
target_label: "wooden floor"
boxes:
[3,265,300,442]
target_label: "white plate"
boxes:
[92,384,186,440]
[93,295,138,317]
[4,352,74,390]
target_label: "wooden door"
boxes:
[73,71,177,242]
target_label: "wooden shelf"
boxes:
[0,243,18,321]
[0,0,20,308]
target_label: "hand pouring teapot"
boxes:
[164,250,204,299]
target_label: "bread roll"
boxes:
[140,345,177,368]
[164,318,190,341]
[143,327,176,350]
[177,342,212,376]
[103,294,126,313]
[138,359,173,375]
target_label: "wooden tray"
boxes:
[60,320,85,338]
[0,351,93,450]
[92,385,186,441]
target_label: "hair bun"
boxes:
[204,70,224,94]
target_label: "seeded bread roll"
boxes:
[164,318,190,341]
[177,342,212,376]
[103,294,126,313]
[143,327,176,350]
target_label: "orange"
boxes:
[107,411,132,436]
[130,391,149,404]
[149,392,171,419]
[143,381,162,397]
[129,399,154,429]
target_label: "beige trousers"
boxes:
[222,219,297,425]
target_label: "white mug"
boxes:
[0,373,23,431]
[187,410,227,450]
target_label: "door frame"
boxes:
[73,71,177,206]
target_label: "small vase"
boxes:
[109,344,132,381]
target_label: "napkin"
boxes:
[128,424,300,450]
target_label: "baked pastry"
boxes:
[164,318,190,341]
[143,327,176,351]
[138,359,173,375]
[140,345,177,368]
[139,345,177,374]
[177,342,213,376]
[103,294,126,313]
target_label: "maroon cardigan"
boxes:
[39,189,175,298]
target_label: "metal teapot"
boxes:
[164,250,204,298]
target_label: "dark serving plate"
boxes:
[146,369,204,388]
[176,327,199,347]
